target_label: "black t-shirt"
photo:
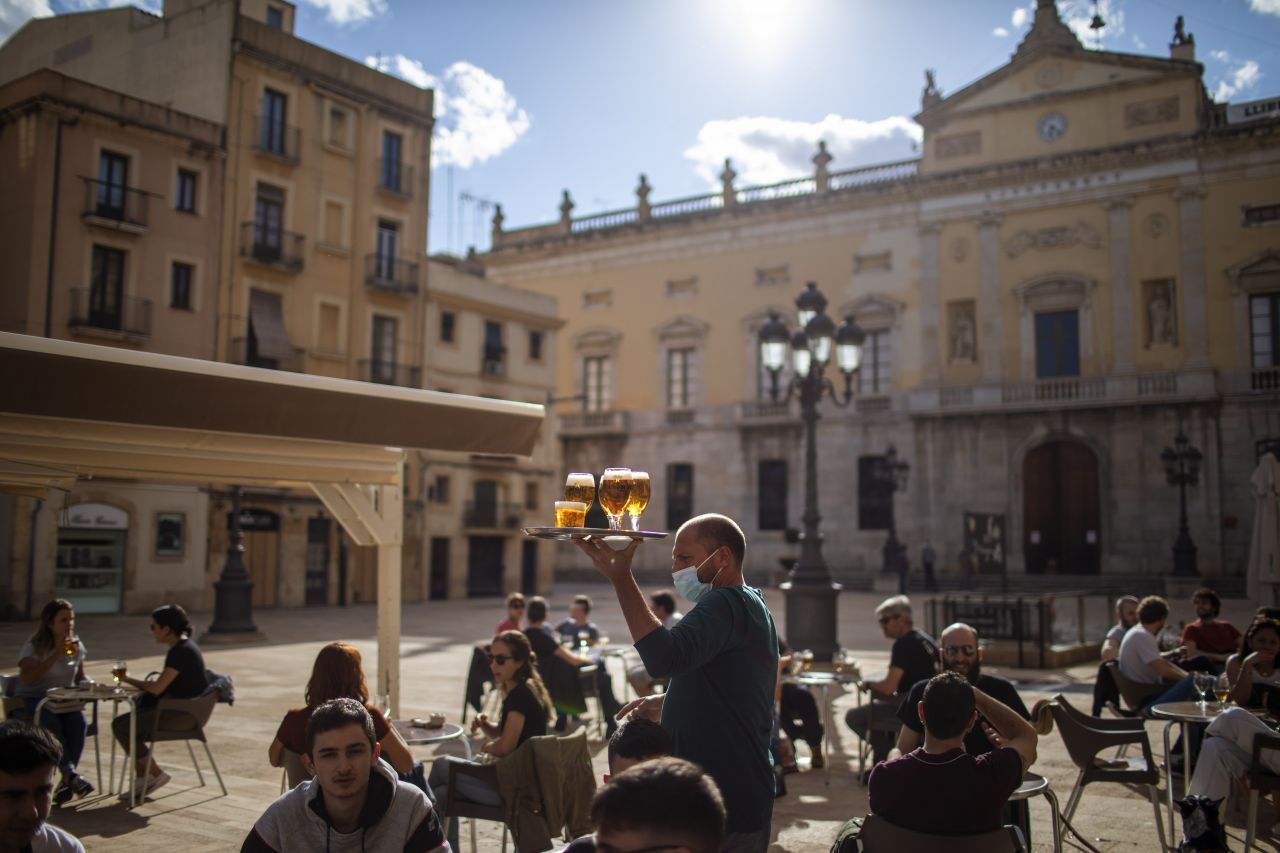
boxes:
[501,681,548,745]
[889,629,938,696]
[524,626,561,667]
[896,673,1030,757]
[163,638,207,699]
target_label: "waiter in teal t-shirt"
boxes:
[576,513,779,853]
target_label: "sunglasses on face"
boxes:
[944,644,977,657]
[487,654,514,665]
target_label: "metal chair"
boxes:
[857,814,1026,852]
[134,691,227,797]
[1044,694,1168,851]
[1245,731,1280,851]
[577,664,604,741]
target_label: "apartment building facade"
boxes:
[482,2,1280,589]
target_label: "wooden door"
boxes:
[1023,442,1100,574]
[244,528,280,607]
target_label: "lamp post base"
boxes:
[780,579,842,661]
[207,576,259,634]
[1171,536,1198,578]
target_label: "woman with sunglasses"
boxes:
[15,599,93,804]
[428,629,553,849]
[268,642,415,776]
[112,604,207,799]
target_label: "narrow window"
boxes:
[758,459,788,530]
[440,310,456,343]
[170,262,193,310]
[175,169,197,213]
[666,463,694,531]
[529,329,544,361]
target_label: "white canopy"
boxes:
[1249,452,1280,606]
[0,332,546,713]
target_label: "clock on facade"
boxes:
[1038,112,1068,142]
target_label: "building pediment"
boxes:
[653,315,710,342]
[839,294,906,329]
[1226,248,1280,294]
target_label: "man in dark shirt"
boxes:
[1181,587,1241,667]
[576,513,778,853]
[870,672,1036,836]
[556,595,602,647]
[845,595,937,770]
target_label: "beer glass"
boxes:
[555,501,587,528]
[1215,673,1232,707]
[64,635,79,666]
[112,660,127,684]
[564,472,595,506]
[598,468,633,530]
[626,471,651,531]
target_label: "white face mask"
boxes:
[672,547,722,604]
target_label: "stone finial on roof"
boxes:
[1170,15,1195,61]
[720,158,737,207]
[813,141,833,193]
[921,68,943,111]
[491,203,504,243]
[559,190,575,230]
[1013,0,1083,60]
[636,173,652,221]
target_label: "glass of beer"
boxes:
[564,473,595,507]
[1215,673,1232,707]
[598,468,633,530]
[555,501,587,528]
[64,635,79,666]
[112,660,127,684]
[626,471,651,531]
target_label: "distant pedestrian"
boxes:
[921,543,938,592]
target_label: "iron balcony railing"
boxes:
[364,254,420,295]
[464,500,524,529]
[253,117,301,163]
[377,159,413,197]
[81,178,149,230]
[481,345,506,376]
[68,287,151,338]
[229,336,305,372]
[358,359,420,387]
[241,221,305,271]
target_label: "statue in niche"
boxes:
[1147,283,1177,346]
[951,306,976,361]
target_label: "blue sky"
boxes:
[4,0,1280,253]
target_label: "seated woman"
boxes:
[15,599,93,804]
[268,642,415,779]
[1227,618,1280,713]
[429,629,552,850]
[112,604,208,798]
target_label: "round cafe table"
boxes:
[790,667,861,785]
[36,683,142,807]
[1009,771,1063,853]
[391,719,472,760]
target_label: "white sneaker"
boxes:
[118,771,170,803]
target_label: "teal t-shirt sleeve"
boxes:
[634,590,735,677]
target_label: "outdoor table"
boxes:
[790,666,861,785]
[1010,771,1062,853]
[37,683,141,807]
[391,719,472,760]
[594,643,634,700]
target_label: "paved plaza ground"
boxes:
[2,584,1274,852]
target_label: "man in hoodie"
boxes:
[242,698,449,853]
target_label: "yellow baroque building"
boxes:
[483,2,1280,591]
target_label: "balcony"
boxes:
[81,178,148,234]
[229,336,305,372]
[736,399,798,430]
[926,369,1218,414]
[253,117,301,164]
[481,345,506,377]
[358,359,420,388]
[68,288,151,341]
[1222,366,1280,395]
[559,409,629,437]
[665,408,696,426]
[464,500,524,530]
[377,159,413,198]
[365,254,420,296]
[241,222,305,272]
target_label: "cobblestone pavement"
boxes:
[1,584,1272,851]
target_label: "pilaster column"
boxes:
[1105,197,1136,374]
[1175,187,1209,366]
[918,222,943,385]
[977,212,1005,385]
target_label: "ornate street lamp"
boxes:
[759,282,864,660]
[878,445,911,581]
[1161,429,1202,577]
[208,485,259,634]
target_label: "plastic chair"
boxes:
[1245,731,1280,851]
[137,691,227,797]
[445,760,509,853]
[278,746,309,793]
[1044,694,1167,852]
[1102,660,1160,715]
[857,814,1026,852]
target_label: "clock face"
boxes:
[1038,112,1068,142]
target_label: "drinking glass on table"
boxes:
[1214,674,1232,708]
[112,660,127,685]
[1193,672,1215,710]
[598,468,633,530]
[626,471,650,531]
[63,634,80,666]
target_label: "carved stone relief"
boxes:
[936,131,982,160]
[854,251,892,273]
[582,289,613,310]
[1142,279,1178,348]
[1145,212,1169,239]
[755,265,790,287]
[951,237,970,263]
[1005,221,1103,258]
[666,277,698,299]
[948,300,977,362]
[1124,96,1180,128]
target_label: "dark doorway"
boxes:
[1023,441,1100,574]
[521,540,538,595]
[467,536,505,597]
[429,537,449,601]
[305,518,330,606]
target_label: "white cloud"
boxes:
[1210,49,1232,63]
[993,26,1010,37]
[1058,0,1125,44]
[1213,57,1262,101]
[1249,0,1280,15]
[296,0,385,26]
[366,55,531,169]
[1132,34,1146,50]
[1011,7,1029,27]
[0,0,52,44]
[682,114,922,189]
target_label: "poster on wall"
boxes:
[963,511,1006,576]
[155,512,186,557]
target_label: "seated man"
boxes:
[562,757,726,853]
[242,698,448,852]
[525,597,622,737]
[845,595,938,770]
[605,717,672,781]
[0,720,85,853]
[1118,595,1198,709]
[870,671,1036,836]
[1181,587,1241,669]
[625,591,681,696]
[556,595,601,647]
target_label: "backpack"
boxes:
[830,816,865,853]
